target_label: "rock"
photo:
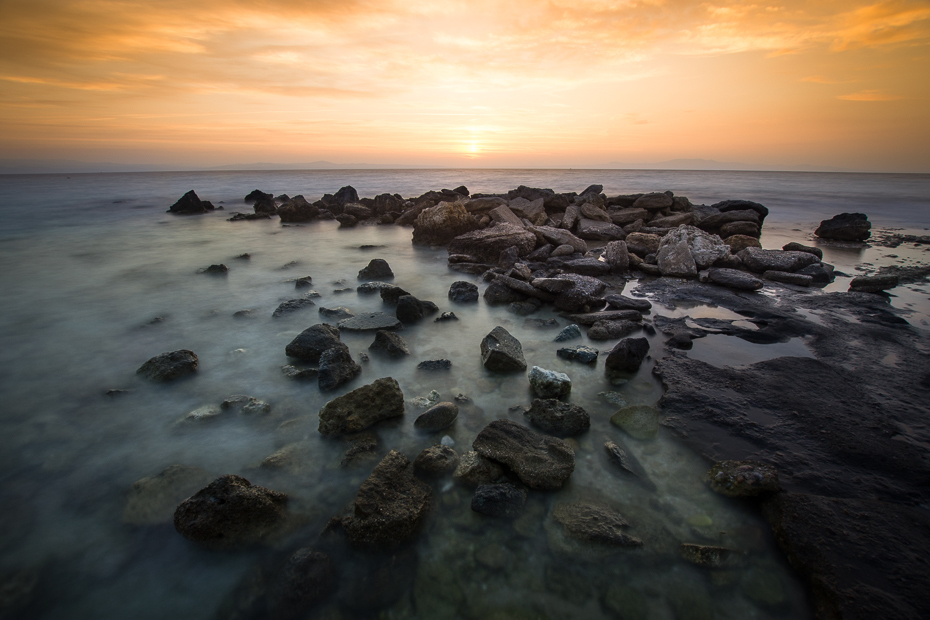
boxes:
[658,225,730,275]
[650,212,693,228]
[705,460,781,498]
[480,326,527,372]
[136,350,198,382]
[656,236,697,277]
[849,274,898,293]
[448,224,537,262]
[435,311,458,322]
[448,281,479,302]
[489,204,525,227]
[524,399,590,436]
[285,324,342,361]
[472,419,575,490]
[281,365,318,380]
[357,259,394,280]
[632,192,673,210]
[698,209,760,231]
[201,263,228,274]
[181,404,223,422]
[551,502,642,546]
[379,284,411,305]
[610,207,650,225]
[396,294,438,323]
[414,402,458,431]
[720,221,760,237]
[560,257,611,276]
[417,359,452,371]
[335,214,358,228]
[471,483,527,518]
[528,366,572,399]
[610,405,660,440]
[604,439,656,491]
[368,330,410,357]
[341,450,432,549]
[587,320,641,340]
[173,475,287,549]
[123,465,214,525]
[227,211,271,221]
[704,267,764,291]
[815,212,871,241]
[277,195,320,222]
[168,189,207,214]
[340,432,380,468]
[713,199,769,220]
[413,445,459,477]
[603,240,630,272]
[529,225,588,253]
[726,234,763,253]
[667,331,695,349]
[509,197,546,223]
[625,232,662,256]
[532,277,576,294]
[556,345,598,363]
[338,312,403,331]
[343,203,372,219]
[554,324,582,342]
[453,451,504,487]
[357,281,393,294]
[318,377,405,436]
[737,247,820,273]
[253,196,278,214]
[413,201,480,245]
[550,243,575,257]
[560,204,580,230]
[221,395,271,415]
[294,276,314,289]
[764,270,813,286]
[667,579,714,620]
[317,306,354,321]
[318,344,361,391]
[604,295,651,312]
[272,298,316,317]
[679,543,741,569]
[782,242,823,259]
[332,185,359,207]
[244,189,272,203]
[270,548,336,616]
[797,262,836,283]
[575,218,626,241]
[483,281,525,305]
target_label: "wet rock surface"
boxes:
[285,323,341,362]
[480,326,527,371]
[136,349,198,382]
[413,445,459,477]
[414,402,458,431]
[551,502,642,547]
[705,460,781,498]
[527,366,572,398]
[815,212,872,241]
[337,312,403,331]
[472,419,575,490]
[318,377,405,436]
[524,398,590,437]
[317,343,361,390]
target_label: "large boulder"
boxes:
[277,195,319,222]
[333,185,359,207]
[318,343,361,391]
[447,224,537,262]
[815,213,871,241]
[656,225,730,277]
[524,398,590,437]
[472,419,575,490]
[358,259,394,280]
[318,377,405,436]
[528,366,572,398]
[168,190,208,214]
[285,324,341,362]
[605,338,650,372]
[136,350,198,382]
[737,247,821,273]
[173,475,287,549]
[480,326,527,372]
[340,450,432,549]
[412,201,480,245]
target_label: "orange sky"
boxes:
[1,0,928,171]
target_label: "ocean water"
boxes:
[0,169,928,619]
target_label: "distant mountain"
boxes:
[0,159,176,174]
[606,158,853,172]
[206,161,442,170]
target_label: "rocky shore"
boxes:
[113,183,930,619]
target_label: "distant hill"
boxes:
[606,158,852,172]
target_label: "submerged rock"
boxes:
[269,548,336,617]
[272,298,316,318]
[318,377,405,436]
[604,439,656,491]
[173,475,287,549]
[524,398,590,437]
[472,419,575,490]
[285,323,341,362]
[551,502,642,546]
[556,345,598,364]
[414,402,459,432]
[471,483,527,518]
[417,359,452,371]
[317,343,361,391]
[480,326,527,371]
[528,366,572,399]
[705,460,781,498]
[554,324,583,342]
[123,464,214,525]
[221,395,271,415]
[340,450,432,549]
[610,405,660,440]
[679,543,742,569]
[136,350,198,382]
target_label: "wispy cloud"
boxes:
[838,89,903,100]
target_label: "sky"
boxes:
[1,0,928,172]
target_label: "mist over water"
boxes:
[1,169,928,619]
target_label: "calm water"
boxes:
[0,169,928,619]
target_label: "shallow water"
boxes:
[1,169,928,619]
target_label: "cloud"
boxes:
[838,89,903,100]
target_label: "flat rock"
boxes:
[610,405,660,440]
[704,268,763,291]
[414,402,459,432]
[417,359,452,370]
[588,320,641,340]
[528,366,572,399]
[472,419,575,490]
[552,502,642,546]
[782,242,823,259]
[737,247,820,273]
[604,295,651,311]
[524,398,590,437]
[272,298,316,318]
[764,270,813,286]
[815,212,871,241]
[576,218,626,241]
[318,377,405,436]
[338,312,403,331]
[318,306,355,320]
[561,309,642,326]
[529,225,588,253]
[849,274,898,293]
[136,350,198,382]
[480,326,527,372]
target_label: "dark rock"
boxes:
[561,309,642,325]
[528,366,572,398]
[378,284,412,306]
[679,543,741,569]
[358,259,394,280]
[483,281,526,305]
[453,451,504,487]
[554,324,582,342]
[136,350,198,382]
[435,311,458,322]
[552,502,642,546]
[764,270,813,286]
[782,242,823,259]
[605,338,650,372]
[575,218,627,241]
[294,275,314,289]
[796,262,836,283]
[603,240,631,272]
[472,419,575,490]
[480,326,527,371]
[277,195,320,222]
[705,460,781,498]
[496,274,556,302]
[333,185,359,206]
[123,464,214,526]
[704,268,764,291]
[285,324,341,362]
[560,257,611,276]
[318,343,361,391]
[448,281,479,302]
[335,214,358,228]
[168,190,207,214]
[270,548,336,617]
[815,212,871,241]
[244,189,272,203]
[604,438,656,491]
[414,445,459,477]
[340,450,432,549]
[447,224,537,262]
[524,318,559,329]
[173,475,287,549]
[737,247,821,273]
[317,306,354,320]
[343,203,372,220]
[625,232,662,256]
[498,245,520,270]
[272,298,316,318]
[417,359,452,371]
[587,320,641,340]
[368,330,410,357]
[413,201,480,245]
[726,234,763,253]
[202,263,228,274]
[471,483,527,518]
[557,345,598,363]
[524,398,590,436]
[666,331,694,349]
[632,193,673,210]
[529,225,589,253]
[318,377,404,436]
[338,312,403,331]
[357,281,393,294]
[253,197,277,215]
[396,294,438,323]
[849,274,898,293]
[604,295,652,312]
[712,199,769,221]
[221,395,271,415]
[227,211,272,221]
[414,402,459,431]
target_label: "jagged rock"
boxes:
[341,450,432,549]
[471,483,527,518]
[657,225,730,277]
[318,377,404,436]
[559,257,611,276]
[509,197,546,223]
[530,225,588,253]
[605,338,649,372]
[453,451,504,487]
[849,274,898,293]
[489,205,524,227]
[737,247,821,273]
[705,460,781,497]
[554,324,582,342]
[560,204,580,230]
[318,343,361,391]
[610,207,649,225]
[552,502,642,546]
[435,311,458,322]
[413,201,481,245]
[168,190,207,214]
[703,268,764,291]
[625,232,662,256]
[338,312,403,331]
[472,419,575,490]
[524,399,590,436]
[603,240,630,272]
[528,366,572,398]
[368,330,410,357]
[447,224,537,262]
[414,445,459,477]
[136,350,198,382]
[123,465,214,525]
[379,284,411,305]
[604,439,656,491]
[285,324,342,362]
[815,212,871,241]
[358,259,394,280]
[576,218,626,241]
[278,195,320,222]
[557,345,598,363]
[173,475,287,549]
[272,298,316,317]
[448,281,479,302]
[357,281,393,294]
[531,277,576,294]
[245,189,272,203]
[414,402,458,431]
[480,326,527,371]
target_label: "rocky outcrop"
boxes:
[524,399,590,437]
[480,326,527,371]
[447,224,536,262]
[136,350,198,382]
[285,324,341,362]
[173,475,287,549]
[815,212,871,241]
[412,202,480,245]
[472,419,575,490]
[341,450,432,549]
[277,195,319,222]
[318,377,404,436]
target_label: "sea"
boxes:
[0,169,928,619]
